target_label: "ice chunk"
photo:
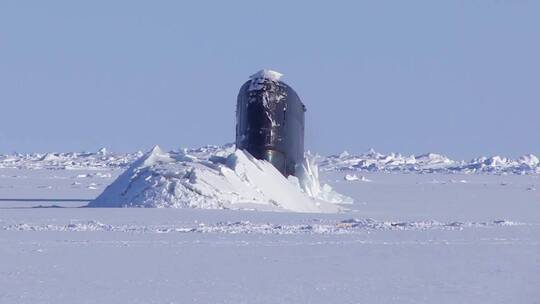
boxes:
[344,174,359,181]
[97,147,108,155]
[518,154,539,168]
[295,153,354,205]
[139,145,173,167]
[344,174,371,182]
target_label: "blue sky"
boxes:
[1,1,538,159]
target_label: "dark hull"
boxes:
[236,76,305,176]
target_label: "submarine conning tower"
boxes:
[236,69,306,177]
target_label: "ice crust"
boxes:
[88,146,351,213]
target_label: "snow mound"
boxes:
[88,146,351,213]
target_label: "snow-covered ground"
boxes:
[1,148,539,303]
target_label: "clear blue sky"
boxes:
[1,1,538,159]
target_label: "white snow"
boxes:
[1,157,539,303]
[320,149,540,174]
[3,145,540,175]
[248,69,285,91]
[519,153,540,168]
[89,146,351,213]
[96,147,108,155]
[1,217,524,234]
[249,69,283,81]
[0,148,140,170]
[345,174,372,182]
[344,173,360,181]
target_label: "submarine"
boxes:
[236,69,306,177]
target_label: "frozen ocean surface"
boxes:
[1,148,539,303]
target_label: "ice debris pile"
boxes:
[320,149,540,174]
[88,146,352,213]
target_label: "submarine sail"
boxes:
[235,70,306,176]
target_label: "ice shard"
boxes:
[236,69,306,176]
